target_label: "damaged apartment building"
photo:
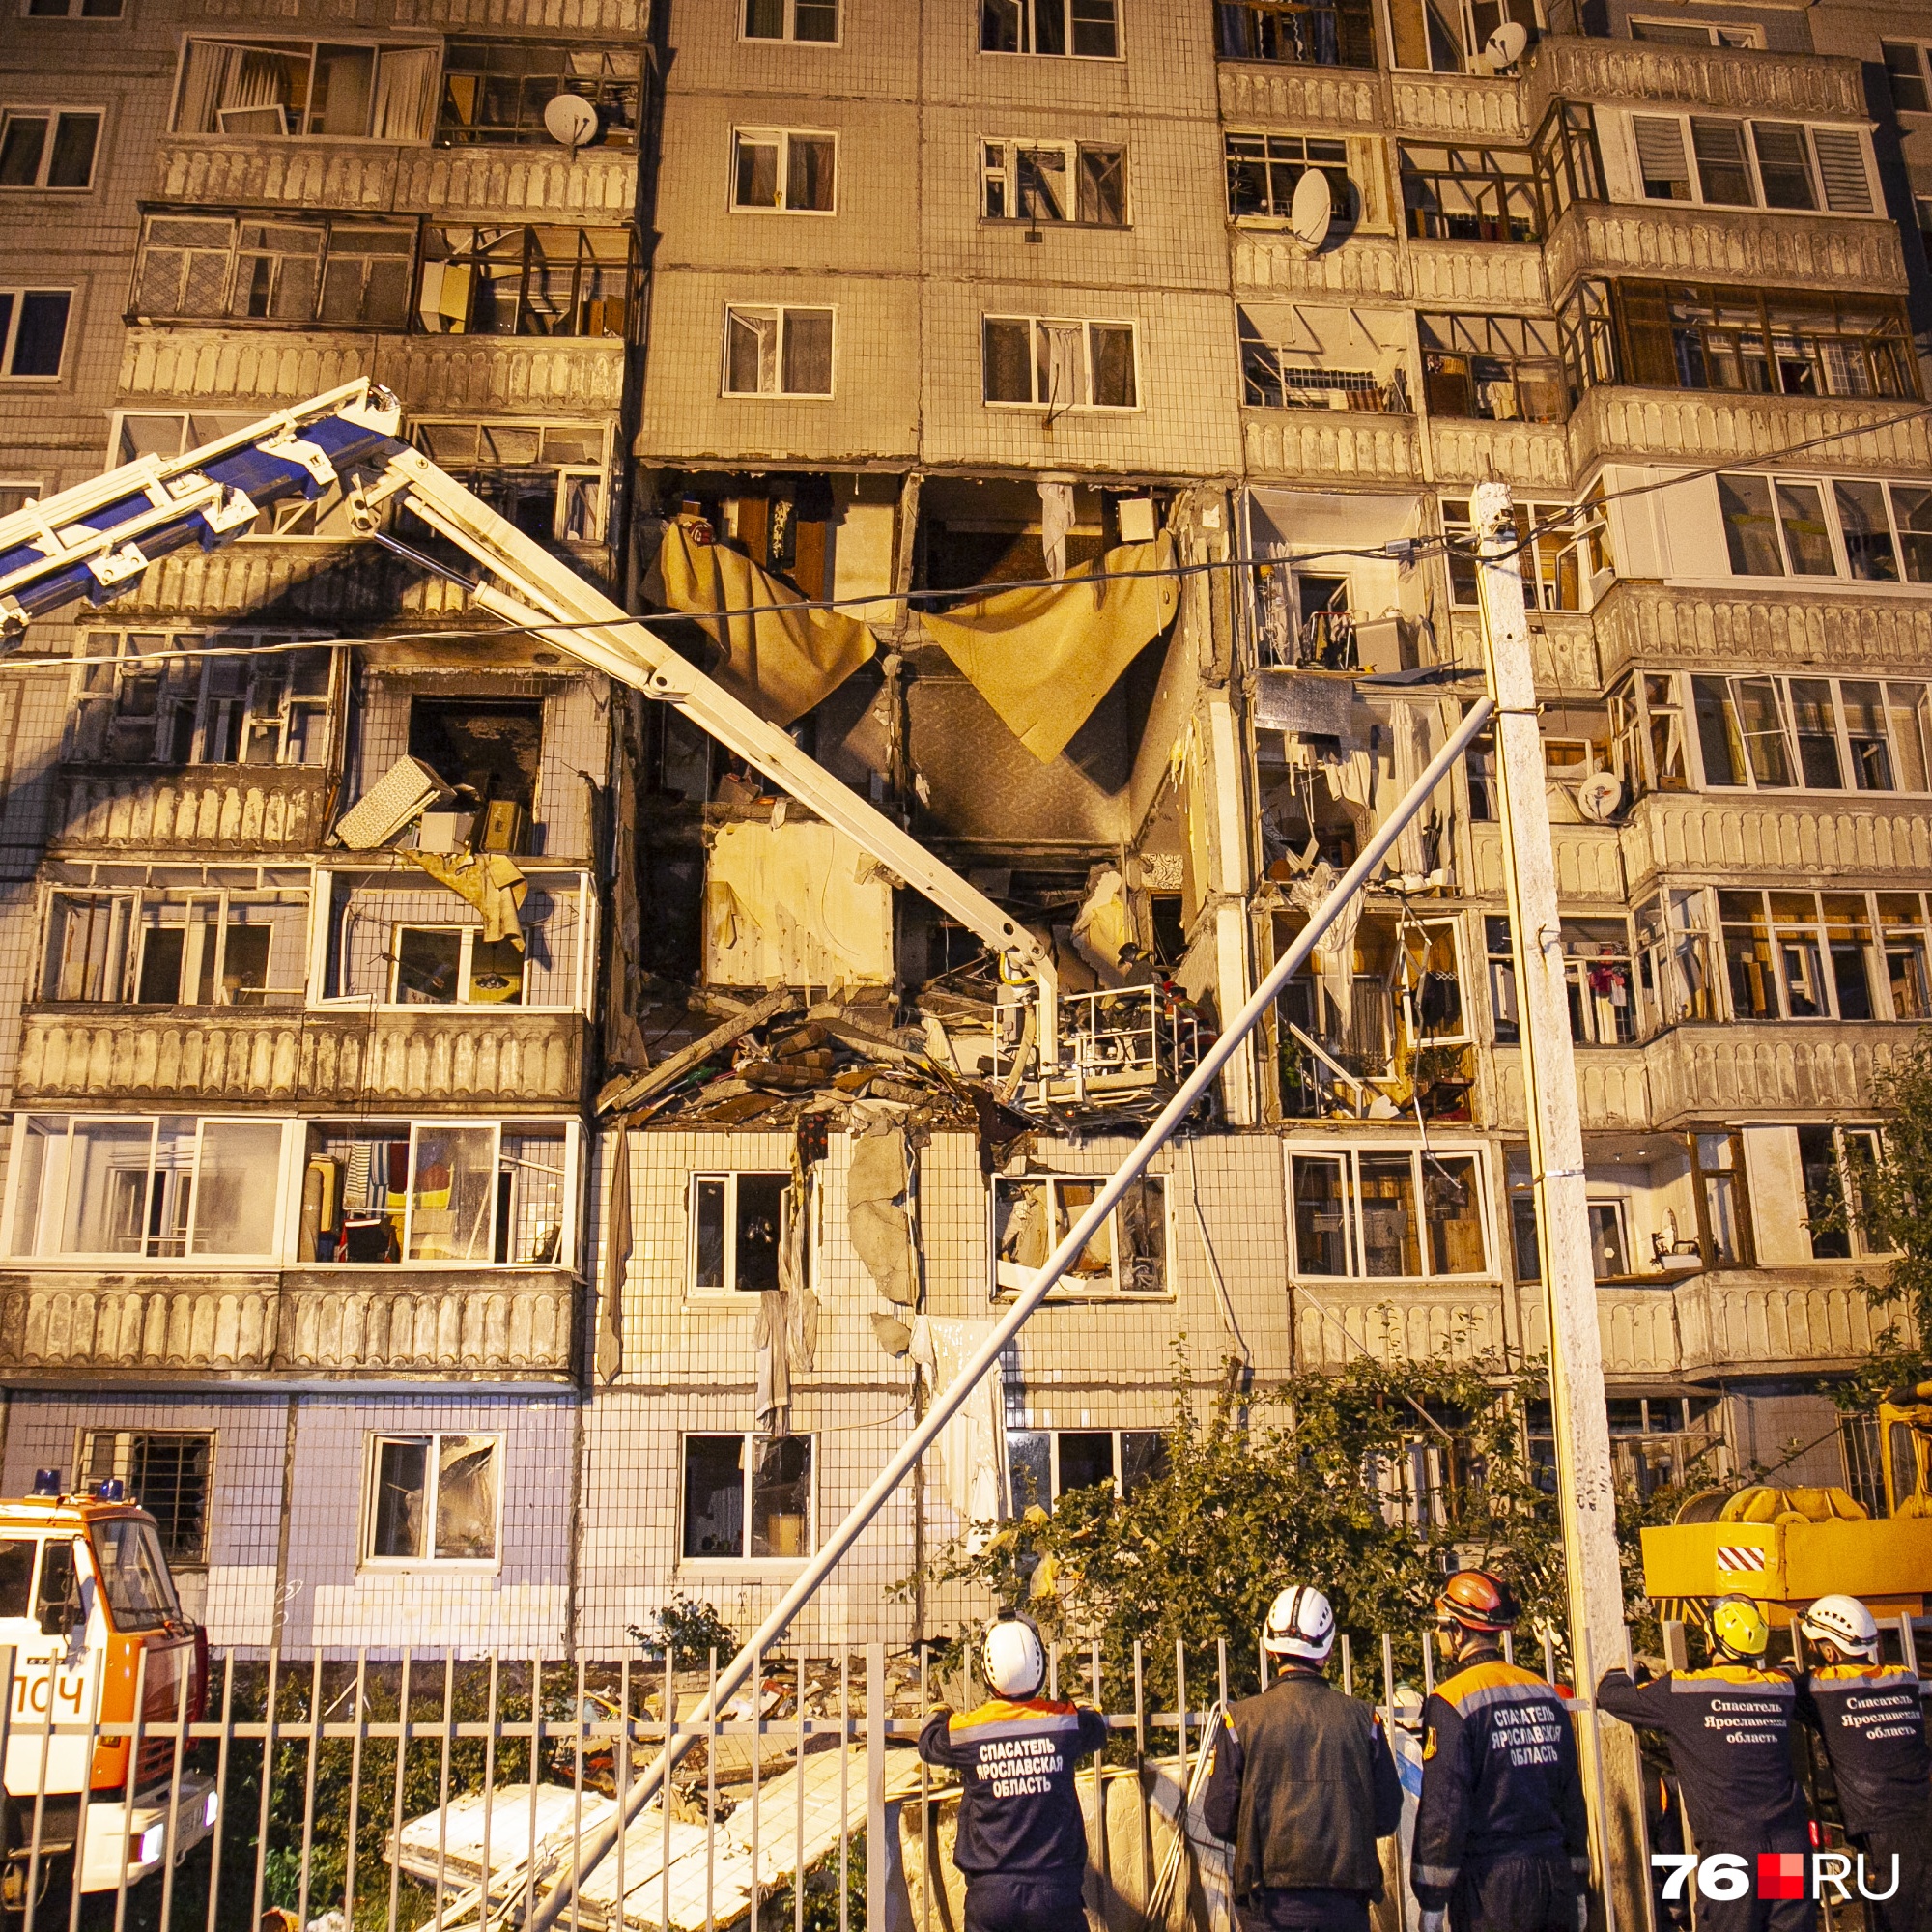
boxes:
[4,0,1932,1654]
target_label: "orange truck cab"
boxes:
[0,1474,215,1894]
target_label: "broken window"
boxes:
[365,1433,498,1564]
[417,226,632,338]
[172,39,441,140]
[743,0,838,43]
[1418,312,1565,422]
[1798,1124,1884,1260]
[1690,1130,1754,1267]
[732,128,837,213]
[300,1120,570,1264]
[1634,890,1717,1032]
[438,42,639,148]
[8,1115,287,1261]
[391,928,524,1005]
[1606,673,1686,801]
[66,632,334,767]
[1485,916,1519,1044]
[1216,0,1377,67]
[1227,132,1356,226]
[991,1174,1166,1296]
[1530,100,1603,220]
[1561,920,1634,1044]
[410,422,608,547]
[681,1434,813,1559]
[79,1432,213,1565]
[1287,1147,1487,1278]
[1715,889,1889,1022]
[43,887,305,1008]
[1400,141,1538,242]
[1441,493,1610,610]
[980,0,1120,58]
[408,696,543,820]
[981,139,1125,224]
[982,316,1138,411]
[1006,1429,1166,1507]
[1879,895,1932,1020]
[1240,306,1406,414]
[689,1172,788,1294]
[722,303,833,396]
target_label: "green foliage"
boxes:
[640,1595,739,1666]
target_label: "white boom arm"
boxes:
[0,381,1058,1043]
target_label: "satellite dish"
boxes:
[1577,770,1625,823]
[1289,169,1333,250]
[1487,18,1530,67]
[543,93,600,151]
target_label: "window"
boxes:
[1486,916,1519,1043]
[365,1434,498,1564]
[419,226,631,338]
[173,40,441,141]
[300,1120,570,1264]
[1606,672,1687,801]
[732,128,836,213]
[681,1434,813,1561]
[991,1174,1165,1296]
[8,1116,287,1261]
[743,0,838,43]
[0,111,101,189]
[1630,115,1873,215]
[131,214,414,328]
[1714,890,1902,1022]
[1227,133,1354,226]
[1630,18,1762,45]
[0,481,40,519]
[1216,0,1377,68]
[1008,1429,1166,1507]
[1441,495,1610,611]
[689,1172,788,1294]
[66,632,335,766]
[1616,282,1914,400]
[90,1519,180,1632]
[723,304,833,397]
[1288,1147,1488,1278]
[1561,921,1635,1045]
[43,887,305,1008]
[980,0,1120,58]
[438,42,639,149]
[79,1432,213,1565]
[1634,889,1719,1031]
[1693,672,1932,795]
[1797,1124,1884,1259]
[0,290,71,379]
[1885,43,1932,115]
[1418,312,1563,422]
[981,140,1125,225]
[982,316,1138,411]
[1239,308,1406,414]
[24,0,121,16]
[1713,472,1932,584]
[1400,142,1538,242]
[410,421,608,546]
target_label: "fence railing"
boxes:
[0,1630,1619,1932]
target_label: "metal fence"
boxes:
[0,1629,1606,1932]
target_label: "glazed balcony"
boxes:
[1645,1021,1919,1123]
[1619,789,1932,889]
[1523,35,1867,125]
[0,1267,577,1385]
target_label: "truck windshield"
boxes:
[89,1520,179,1633]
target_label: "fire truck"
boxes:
[0,1477,213,1897]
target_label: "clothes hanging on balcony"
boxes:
[920,535,1179,763]
[405,848,527,947]
[656,519,875,727]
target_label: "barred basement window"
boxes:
[80,1432,213,1565]
[438,43,639,148]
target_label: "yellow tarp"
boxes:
[658,522,875,727]
[406,849,528,947]
[920,535,1179,764]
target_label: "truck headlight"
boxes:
[138,1826,165,1865]
[203,1793,218,1829]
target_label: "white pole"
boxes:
[1470,481,1648,1932]
[507,697,1499,1932]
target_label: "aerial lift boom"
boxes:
[0,380,1060,1046]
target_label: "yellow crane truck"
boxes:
[1640,1382,1932,1631]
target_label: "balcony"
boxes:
[0,1267,577,1384]
[1619,789,1932,888]
[1242,411,1424,483]
[1291,1278,1513,1370]
[392,0,640,28]
[1568,384,1932,476]
[1389,72,1523,141]
[1594,579,1932,686]
[52,767,330,853]
[1444,610,1598,694]
[152,139,397,212]
[1406,242,1548,309]
[1489,1045,1652,1132]
[1469,822,1623,899]
[1426,415,1573,491]
[1233,232,1403,298]
[1217,64,1381,128]
[1644,1022,1919,1122]
[1545,201,1908,306]
[1523,36,1867,124]
[14,1009,587,1109]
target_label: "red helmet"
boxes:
[1435,1569,1520,1634]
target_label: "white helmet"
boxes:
[1800,1593,1880,1660]
[1264,1584,1336,1663]
[982,1613,1047,1699]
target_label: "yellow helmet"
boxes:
[1710,1595,1771,1662]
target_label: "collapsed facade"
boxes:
[1,0,1930,1650]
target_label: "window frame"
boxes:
[77,1430,214,1567]
[41,882,310,1009]
[980,136,1128,227]
[0,109,104,191]
[980,314,1142,412]
[729,126,838,216]
[1884,42,1932,116]
[1284,1142,1492,1282]
[1398,138,1541,242]
[1628,17,1764,47]
[1627,111,1876,216]
[0,288,72,381]
[1711,888,1918,1024]
[1417,310,1566,423]
[169,37,445,143]
[739,0,840,46]
[436,41,640,151]
[678,1431,816,1570]
[989,1171,1169,1300]
[1225,130,1356,227]
[360,1431,503,1570]
[1006,1427,1167,1507]
[21,0,123,19]
[416,224,633,340]
[1441,492,1611,611]
[720,301,836,399]
[405,419,612,549]
[979,0,1122,61]
[1710,470,1932,588]
[686,1170,794,1298]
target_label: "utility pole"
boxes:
[1471,480,1651,1932]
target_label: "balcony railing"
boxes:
[995,985,1202,1105]
[1524,35,1869,125]
[1619,789,1932,889]
[52,766,330,852]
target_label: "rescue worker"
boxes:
[1410,1570,1591,1932]
[1595,1595,1810,1932]
[1795,1592,1932,1932]
[1202,1583,1404,1932]
[917,1610,1109,1932]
